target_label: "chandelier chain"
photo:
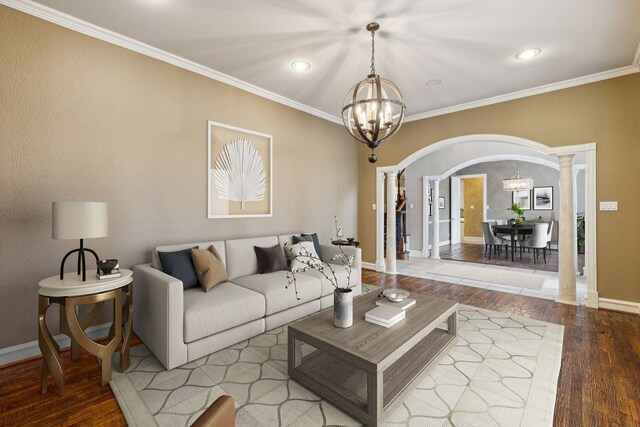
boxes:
[370,29,376,75]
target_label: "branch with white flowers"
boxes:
[284,243,354,300]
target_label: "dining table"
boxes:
[492,224,534,262]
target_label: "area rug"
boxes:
[110,303,563,426]
[427,263,546,290]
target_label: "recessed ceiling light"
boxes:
[515,49,541,60]
[291,61,310,71]
[426,79,442,86]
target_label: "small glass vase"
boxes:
[333,288,353,328]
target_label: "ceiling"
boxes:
[26,0,640,121]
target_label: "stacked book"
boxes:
[375,297,416,311]
[97,261,122,280]
[365,305,405,328]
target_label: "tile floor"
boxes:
[395,256,588,304]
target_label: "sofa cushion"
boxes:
[254,244,287,274]
[158,248,199,290]
[225,236,278,280]
[191,246,228,291]
[153,241,226,271]
[231,271,322,315]
[301,263,352,297]
[183,282,266,343]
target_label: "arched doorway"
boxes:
[374,134,597,307]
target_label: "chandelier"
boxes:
[342,22,406,163]
[503,161,533,191]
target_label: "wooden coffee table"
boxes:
[288,290,458,426]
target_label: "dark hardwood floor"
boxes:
[363,270,640,427]
[440,242,586,274]
[1,272,638,426]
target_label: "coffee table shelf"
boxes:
[288,291,458,426]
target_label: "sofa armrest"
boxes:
[319,244,362,295]
[133,263,188,369]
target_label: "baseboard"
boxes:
[409,250,423,257]
[598,297,640,314]
[0,322,112,367]
[462,237,484,244]
[362,261,377,271]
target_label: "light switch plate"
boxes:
[372,204,376,210]
[409,203,414,209]
[599,201,618,211]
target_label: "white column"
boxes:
[585,149,599,308]
[375,171,386,272]
[430,179,441,259]
[556,154,577,305]
[422,177,430,258]
[386,171,397,274]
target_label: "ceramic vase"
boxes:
[333,288,353,328]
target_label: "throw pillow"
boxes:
[158,248,199,290]
[292,234,313,245]
[254,244,288,274]
[191,245,228,292]
[289,241,321,272]
[301,232,323,261]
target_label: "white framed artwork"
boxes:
[207,121,272,218]
[512,190,531,211]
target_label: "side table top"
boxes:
[39,269,133,297]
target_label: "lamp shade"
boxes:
[52,202,108,239]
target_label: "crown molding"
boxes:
[0,0,342,125]
[405,64,639,122]
[3,0,639,127]
[633,41,640,70]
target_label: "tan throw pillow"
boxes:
[190,245,228,292]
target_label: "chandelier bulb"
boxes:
[368,149,378,164]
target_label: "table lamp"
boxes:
[52,201,108,281]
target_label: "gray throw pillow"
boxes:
[301,233,323,261]
[158,248,199,289]
[254,244,288,274]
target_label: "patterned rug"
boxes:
[111,289,563,427]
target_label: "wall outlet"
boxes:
[599,201,618,211]
[372,204,376,210]
[470,205,475,209]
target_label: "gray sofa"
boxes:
[133,233,361,370]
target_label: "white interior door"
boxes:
[450,176,461,244]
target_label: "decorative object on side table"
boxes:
[97,259,121,280]
[285,241,355,328]
[52,201,108,281]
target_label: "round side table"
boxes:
[38,269,133,396]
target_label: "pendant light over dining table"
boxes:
[342,23,406,163]
[502,160,533,192]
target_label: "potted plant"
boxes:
[508,203,525,226]
[577,212,586,254]
[285,243,355,328]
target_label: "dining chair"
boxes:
[482,221,509,260]
[519,223,549,264]
[546,220,555,250]
[494,219,508,239]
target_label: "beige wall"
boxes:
[0,7,358,349]
[462,178,483,238]
[358,73,640,303]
